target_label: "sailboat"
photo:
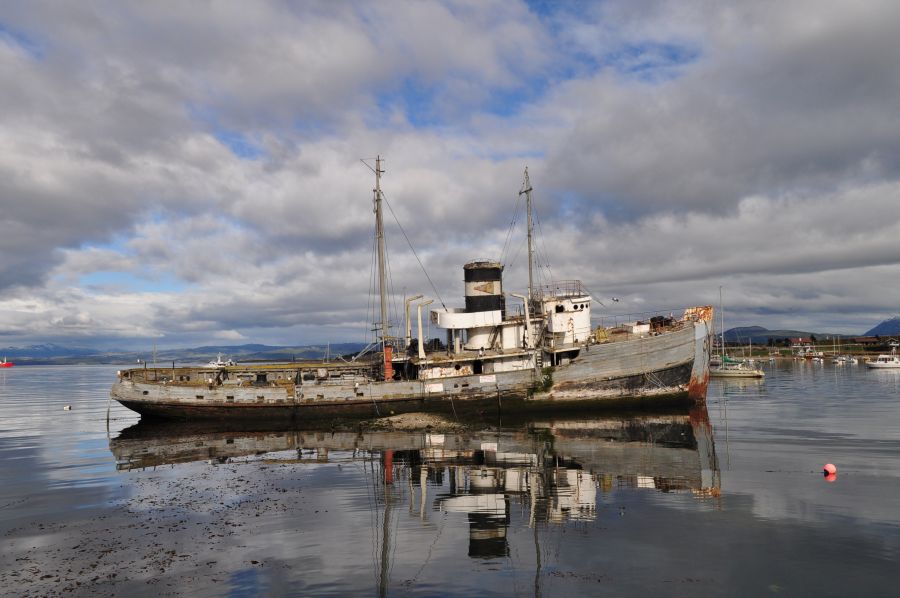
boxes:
[710,288,764,379]
[0,356,13,368]
[111,160,714,420]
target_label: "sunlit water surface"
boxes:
[1,363,899,596]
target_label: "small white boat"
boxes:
[866,344,900,369]
[710,288,764,379]
[207,353,236,367]
[832,355,858,364]
[710,361,765,378]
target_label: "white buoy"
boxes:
[63,405,72,411]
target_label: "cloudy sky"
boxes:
[1,0,899,350]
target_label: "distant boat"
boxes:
[710,362,765,378]
[0,357,12,368]
[710,288,764,379]
[866,343,900,369]
[832,355,857,364]
[207,353,236,367]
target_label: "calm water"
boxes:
[1,362,899,596]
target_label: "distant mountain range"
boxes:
[721,326,835,344]
[864,317,900,337]
[724,317,900,345]
[0,343,367,365]
[4,316,899,364]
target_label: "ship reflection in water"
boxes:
[111,406,719,563]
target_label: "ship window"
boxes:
[195,395,203,399]
[556,305,564,313]
[142,390,149,395]
[455,364,461,371]
[226,395,234,402]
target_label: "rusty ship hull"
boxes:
[111,315,711,422]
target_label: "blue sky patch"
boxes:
[81,271,187,294]
[0,22,43,59]
[375,73,552,129]
[186,103,264,159]
[213,129,263,159]
[375,77,442,128]
[606,42,700,82]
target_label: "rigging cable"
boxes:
[383,230,396,340]
[366,228,379,345]
[381,192,447,309]
[507,234,527,272]
[500,191,524,265]
[532,199,554,288]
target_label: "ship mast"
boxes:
[374,155,389,350]
[519,167,535,302]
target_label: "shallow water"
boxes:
[1,362,899,596]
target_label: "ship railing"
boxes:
[595,306,704,329]
[466,258,502,268]
[533,280,587,301]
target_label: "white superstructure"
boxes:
[867,343,900,369]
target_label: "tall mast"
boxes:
[520,167,535,302]
[374,156,389,349]
[719,286,725,362]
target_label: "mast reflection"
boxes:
[111,405,719,561]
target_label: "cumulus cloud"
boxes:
[0,0,899,348]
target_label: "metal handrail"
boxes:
[533,280,587,300]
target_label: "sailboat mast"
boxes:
[374,155,389,349]
[520,167,535,302]
[719,286,725,361]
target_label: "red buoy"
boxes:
[823,463,837,475]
